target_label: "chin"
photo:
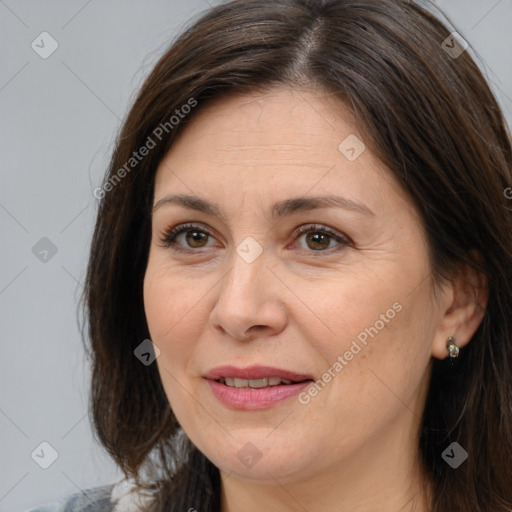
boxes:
[197,432,318,484]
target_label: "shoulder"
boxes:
[26,484,115,512]
[27,478,157,512]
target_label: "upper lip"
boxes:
[204,365,314,382]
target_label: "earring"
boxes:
[446,336,460,364]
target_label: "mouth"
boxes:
[204,364,314,385]
[215,376,307,388]
[204,365,314,410]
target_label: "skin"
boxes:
[143,86,487,512]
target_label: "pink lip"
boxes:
[203,365,314,410]
[206,379,312,410]
[204,365,313,381]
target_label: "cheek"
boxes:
[143,265,204,363]
[143,266,208,425]
[303,266,404,362]
[307,261,434,418]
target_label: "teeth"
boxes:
[221,377,295,388]
[248,378,268,388]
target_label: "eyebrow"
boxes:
[152,193,375,220]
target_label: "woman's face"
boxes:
[143,87,451,486]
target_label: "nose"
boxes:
[209,245,287,342]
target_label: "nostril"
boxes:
[249,325,267,333]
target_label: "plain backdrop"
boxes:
[1,1,511,510]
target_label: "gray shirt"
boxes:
[27,479,157,512]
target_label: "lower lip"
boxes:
[205,379,313,410]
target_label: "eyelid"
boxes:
[292,223,351,247]
[158,222,351,254]
[157,222,217,251]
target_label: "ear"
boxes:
[431,251,488,360]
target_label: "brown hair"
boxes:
[80,0,512,510]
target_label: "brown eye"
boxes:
[293,224,350,253]
[183,230,209,248]
[304,232,331,251]
[160,223,215,251]
[160,222,350,255]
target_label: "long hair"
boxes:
[80,1,512,510]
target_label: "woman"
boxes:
[30,0,512,511]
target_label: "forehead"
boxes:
[153,86,409,219]
[169,87,356,157]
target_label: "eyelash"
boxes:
[158,222,351,256]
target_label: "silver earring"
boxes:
[446,336,460,361]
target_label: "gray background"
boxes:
[1,1,511,511]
